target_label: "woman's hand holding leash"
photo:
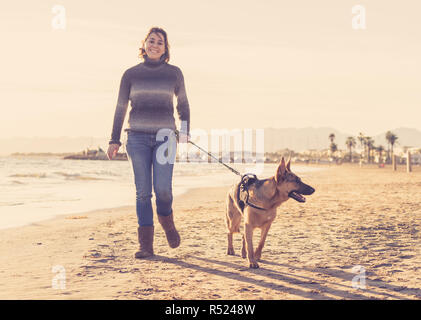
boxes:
[107,144,120,160]
[175,129,190,143]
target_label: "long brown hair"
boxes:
[139,27,170,62]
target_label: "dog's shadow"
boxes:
[258,259,420,299]
[150,254,418,299]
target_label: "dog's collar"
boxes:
[245,200,266,211]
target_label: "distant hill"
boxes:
[264,127,421,152]
[264,127,353,152]
[1,127,421,156]
[373,127,421,149]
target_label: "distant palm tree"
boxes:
[330,142,338,157]
[358,133,365,148]
[385,131,392,162]
[376,145,385,163]
[386,131,398,163]
[328,133,335,144]
[328,133,337,160]
[358,132,366,159]
[365,137,375,163]
[345,136,356,162]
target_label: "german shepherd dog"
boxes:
[225,157,315,268]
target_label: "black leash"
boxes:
[175,130,265,211]
[175,130,242,176]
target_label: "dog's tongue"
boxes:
[289,191,306,203]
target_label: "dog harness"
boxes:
[237,174,266,212]
[172,131,266,212]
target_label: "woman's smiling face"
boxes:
[144,32,166,60]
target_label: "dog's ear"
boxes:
[286,155,291,171]
[275,157,286,183]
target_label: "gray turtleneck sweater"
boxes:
[109,55,190,145]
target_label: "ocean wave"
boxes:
[9,173,47,178]
[85,170,121,177]
[53,172,106,180]
[0,202,24,207]
[11,180,26,185]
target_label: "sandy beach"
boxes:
[0,164,420,300]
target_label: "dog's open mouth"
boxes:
[288,191,306,203]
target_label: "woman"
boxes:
[107,27,190,259]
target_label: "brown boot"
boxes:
[158,213,180,248]
[135,226,154,258]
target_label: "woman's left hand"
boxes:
[176,131,190,143]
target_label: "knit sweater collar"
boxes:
[143,55,166,68]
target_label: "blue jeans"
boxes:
[125,130,177,226]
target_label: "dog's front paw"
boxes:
[249,261,259,269]
[227,248,235,255]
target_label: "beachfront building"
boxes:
[400,147,421,165]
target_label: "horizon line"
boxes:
[1,126,418,140]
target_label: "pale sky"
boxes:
[1,0,421,139]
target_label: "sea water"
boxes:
[0,155,322,230]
